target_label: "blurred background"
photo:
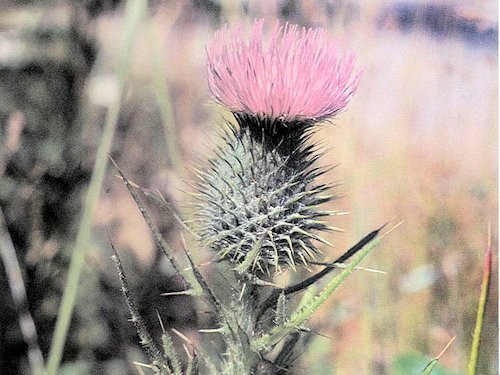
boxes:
[0,0,497,374]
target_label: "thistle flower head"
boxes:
[197,19,359,271]
[207,19,360,123]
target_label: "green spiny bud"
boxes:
[194,114,335,272]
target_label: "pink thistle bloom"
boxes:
[206,19,361,123]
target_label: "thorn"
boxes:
[283,236,296,271]
[248,275,283,288]
[336,211,350,216]
[324,225,345,233]
[156,310,166,333]
[298,240,316,259]
[171,328,193,345]
[297,251,309,267]
[335,263,387,275]
[312,234,334,248]
[198,328,224,333]
[109,155,119,170]
[380,220,404,238]
[238,282,247,301]
[436,336,456,360]
[182,343,193,359]
[161,290,193,296]
[132,361,156,369]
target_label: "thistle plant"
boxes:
[113,19,384,375]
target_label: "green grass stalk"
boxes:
[467,233,493,375]
[149,22,184,178]
[45,1,147,374]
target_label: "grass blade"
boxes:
[421,359,439,375]
[149,7,185,177]
[467,229,493,375]
[421,336,456,375]
[45,1,147,374]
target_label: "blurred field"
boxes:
[0,0,497,374]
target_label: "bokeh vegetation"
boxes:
[0,0,496,374]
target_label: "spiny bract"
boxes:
[194,114,336,271]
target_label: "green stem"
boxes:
[467,241,492,375]
[45,1,147,374]
[149,24,184,177]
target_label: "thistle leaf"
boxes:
[161,332,182,375]
[252,233,381,351]
[112,160,202,296]
[109,240,170,374]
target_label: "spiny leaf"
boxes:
[112,160,202,296]
[161,332,182,375]
[128,180,199,239]
[185,352,199,375]
[257,226,384,320]
[252,232,382,352]
[109,239,170,373]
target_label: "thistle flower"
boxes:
[207,19,360,123]
[197,20,360,271]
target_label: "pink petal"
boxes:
[207,19,361,122]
